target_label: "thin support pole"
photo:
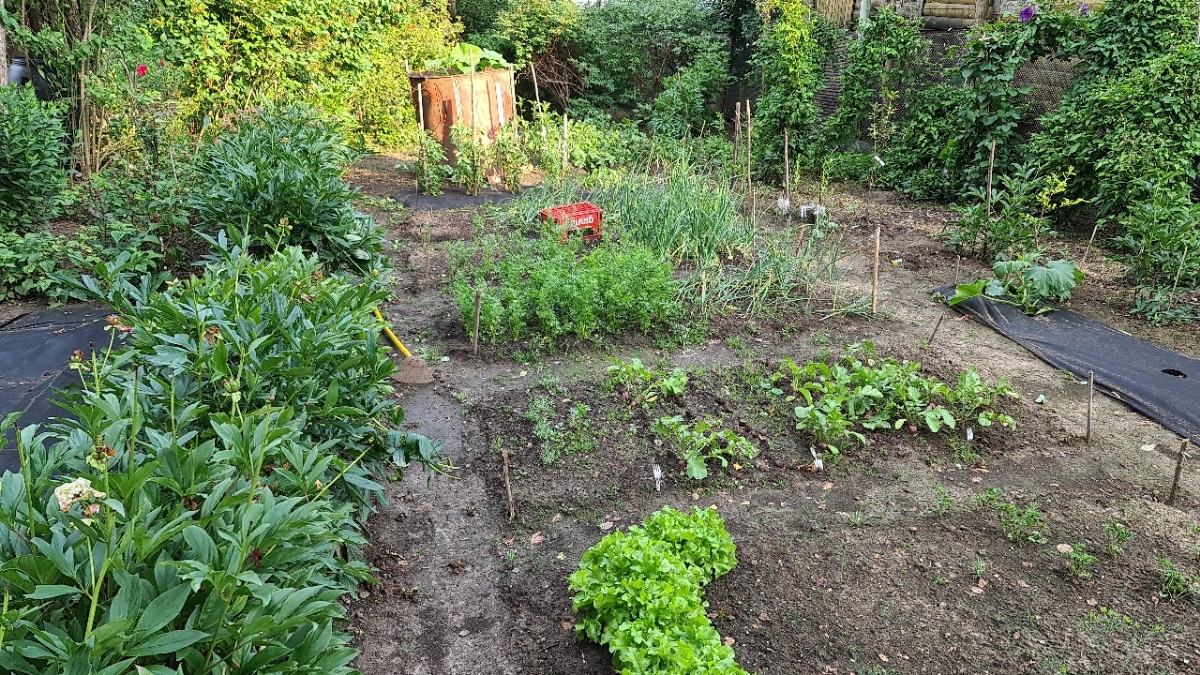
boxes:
[1078,221,1101,273]
[733,102,741,187]
[954,255,961,285]
[416,82,427,191]
[746,99,753,215]
[1169,244,1189,309]
[502,448,516,520]
[1086,371,1094,444]
[928,313,945,346]
[469,60,479,195]
[473,288,482,356]
[562,113,569,172]
[784,127,792,211]
[871,226,881,314]
[985,139,997,217]
[1167,438,1189,506]
[529,62,546,141]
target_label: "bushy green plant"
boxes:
[423,43,510,74]
[1103,518,1132,556]
[879,85,969,200]
[450,124,489,196]
[752,0,830,175]
[191,107,382,270]
[996,502,1049,544]
[0,86,67,232]
[652,415,757,480]
[576,0,727,109]
[1109,176,1200,292]
[569,506,747,675]
[0,237,441,673]
[606,358,688,406]
[492,0,580,68]
[1030,45,1200,219]
[404,131,454,196]
[949,254,1084,316]
[1157,557,1199,601]
[451,231,680,345]
[1061,543,1098,579]
[648,49,730,138]
[820,152,876,183]
[775,345,1016,455]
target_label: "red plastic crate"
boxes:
[539,202,603,242]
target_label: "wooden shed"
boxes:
[409,68,516,164]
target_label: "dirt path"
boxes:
[347,166,1200,675]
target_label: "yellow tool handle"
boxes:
[372,308,413,358]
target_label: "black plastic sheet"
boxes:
[0,307,122,472]
[937,287,1200,442]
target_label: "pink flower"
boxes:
[158,60,165,66]
[136,64,148,77]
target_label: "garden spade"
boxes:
[372,309,434,385]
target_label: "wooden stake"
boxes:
[871,226,881,314]
[954,255,961,284]
[416,82,427,191]
[473,288,482,355]
[733,102,741,182]
[561,113,569,171]
[1086,370,1094,444]
[1169,244,1189,309]
[1078,220,1100,273]
[985,139,997,217]
[784,127,792,210]
[928,313,945,346]
[746,99,753,214]
[508,67,519,142]
[1167,438,1189,506]
[502,448,516,520]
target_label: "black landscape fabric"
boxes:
[935,287,1200,442]
[0,307,124,473]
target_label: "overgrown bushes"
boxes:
[570,506,746,675]
[192,107,382,270]
[0,86,67,232]
[0,237,437,671]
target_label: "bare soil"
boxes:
[300,165,1200,674]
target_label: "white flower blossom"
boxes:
[53,478,106,512]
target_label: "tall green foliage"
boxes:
[153,0,457,145]
[0,86,67,231]
[752,0,830,174]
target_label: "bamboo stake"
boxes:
[530,62,546,141]
[928,313,945,346]
[1169,244,1189,309]
[733,102,741,174]
[508,67,519,142]
[473,288,482,355]
[502,448,516,519]
[746,99,753,215]
[784,127,792,212]
[469,60,478,195]
[871,226,881,314]
[1167,438,1189,506]
[1078,221,1101,273]
[1086,370,1094,443]
[954,255,961,284]
[416,82,427,191]
[562,113,569,172]
[985,139,997,217]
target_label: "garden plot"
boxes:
[345,165,1200,675]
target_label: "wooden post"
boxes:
[871,226,881,314]
[1086,370,1094,443]
[928,313,945,346]
[508,67,519,142]
[1167,438,1189,506]
[954,255,961,284]
[985,139,997,216]
[473,288,482,355]
[733,102,742,189]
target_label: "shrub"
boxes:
[453,233,681,344]
[821,152,876,183]
[652,415,758,480]
[569,506,747,675]
[0,86,67,232]
[649,49,730,138]
[880,84,969,200]
[191,107,382,270]
[0,239,441,672]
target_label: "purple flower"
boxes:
[1078,2,1088,14]
[1019,5,1035,21]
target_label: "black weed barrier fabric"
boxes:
[0,307,122,472]
[936,287,1200,442]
